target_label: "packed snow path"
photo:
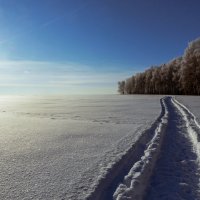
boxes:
[145,97,200,200]
[112,96,200,200]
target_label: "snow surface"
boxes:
[0,95,162,200]
[113,96,200,200]
[113,97,168,200]
[176,96,200,124]
[145,97,200,200]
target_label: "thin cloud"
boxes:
[0,60,133,94]
[0,1,91,45]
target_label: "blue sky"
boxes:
[0,0,200,94]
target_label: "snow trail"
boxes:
[112,96,200,200]
[145,97,200,199]
[172,97,200,161]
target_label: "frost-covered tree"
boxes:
[118,81,125,94]
[181,38,200,95]
[118,37,200,95]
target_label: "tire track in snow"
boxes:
[145,97,200,200]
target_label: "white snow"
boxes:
[113,97,168,200]
[113,96,200,200]
[176,96,200,124]
[0,95,162,200]
[172,97,200,162]
[145,97,200,199]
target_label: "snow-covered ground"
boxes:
[113,96,200,200]
[0,95,162,200]
[176,96,200,123]
[1,95,199,200]
[145,97,200,200]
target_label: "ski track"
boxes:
[145,97,200,200]
[86,96,200,200]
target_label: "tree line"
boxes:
[118,37,200,95]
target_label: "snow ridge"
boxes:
[86,97,167,200]
[172,97,200,162]
[172,97,200,130]
[113,97,168,200]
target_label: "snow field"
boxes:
[1,95,199,199]
[0,95,162,200]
